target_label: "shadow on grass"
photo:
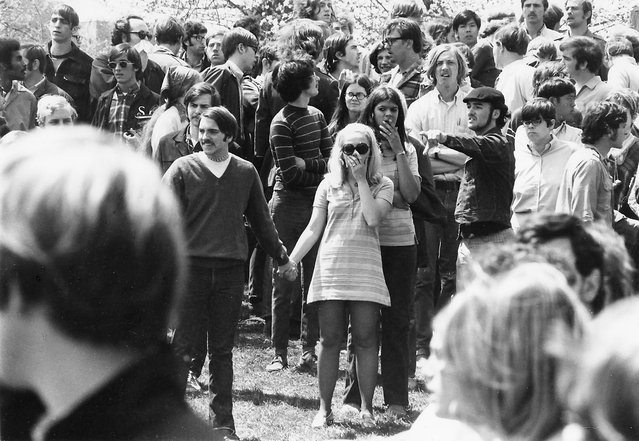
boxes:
[235,387,320,410]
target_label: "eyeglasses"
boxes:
[127,30,151,40]
[342,143,370,155]
[192,34,206,41]
[108,60,134,70]
[346,92,367,100]
[522,119,544,128]
[384,36,403,46]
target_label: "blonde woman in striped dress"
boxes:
[284,123,394,428]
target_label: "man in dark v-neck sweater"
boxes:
[163,107,294,438]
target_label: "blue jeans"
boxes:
[270,188,319,355]
[344,245,416,407]
[413,184,459,358]
[173,262,245,431]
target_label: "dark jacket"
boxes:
[202,62,250,159]
[154,125,201,175]
[91,83,159,134]
[1,346,222,440]
[441,127,515,226]
[254,66,339,184]
[45,42,93,122]
[409,135,446,224]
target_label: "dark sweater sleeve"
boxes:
[442,131,513,163]
[244,167,290,265]
[271,117,325,187]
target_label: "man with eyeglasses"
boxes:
[44,4,93,122]
[92,43,159,145]
[511,98,580,230]
[180,21,210,73]
[203,27,259,162]
[380,17,427,108]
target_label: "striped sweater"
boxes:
[270,104,332,190]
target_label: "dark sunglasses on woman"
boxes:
[342,143,370,155]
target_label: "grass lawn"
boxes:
[186,305,431,441]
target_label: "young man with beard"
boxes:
[154,82,220,174]
[0,39,36,131]
[423,87,515,275]
[556,101,630,225]
[163,107,295,439]
[44,4,93,122]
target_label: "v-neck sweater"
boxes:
[163,154,288,267]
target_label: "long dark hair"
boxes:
[359,85,408,146]
[328,74,375,136]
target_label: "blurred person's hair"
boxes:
[277,19,326,61]
[233,15,262,40]
[425,18,454,45]
[452,42,475,70]
[526,37,557,64]
[604,88,639,120]
[390,0,425,20]
[111,15,145,46]
[434,262,589,440]
[606,35,634,58]
[0,127,185,349]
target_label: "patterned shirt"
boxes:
[270,104,332,190]
[107,84,140,137]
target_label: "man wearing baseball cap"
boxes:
[423,87,515,287]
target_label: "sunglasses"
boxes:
[342,143,370,155]
[127,30,151,40]
[108,60,134,70]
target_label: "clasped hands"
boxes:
[277,259,298,281]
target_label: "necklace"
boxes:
[207,152,229,162]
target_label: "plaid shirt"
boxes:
[381,60,429,108]
[108,85,139,137]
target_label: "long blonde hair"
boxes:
[326,123,383,187]
[433,263,589,440]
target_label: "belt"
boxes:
[460,222,510,239]
[434,180,461,190]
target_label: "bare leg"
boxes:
[350,301,380,415]
[317,300,347,416]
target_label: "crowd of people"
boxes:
[3,0,639,439]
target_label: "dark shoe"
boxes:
[386,404,408,418]
[295,351,317,373]
[211,427,239,441]
[266,354,288,372]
